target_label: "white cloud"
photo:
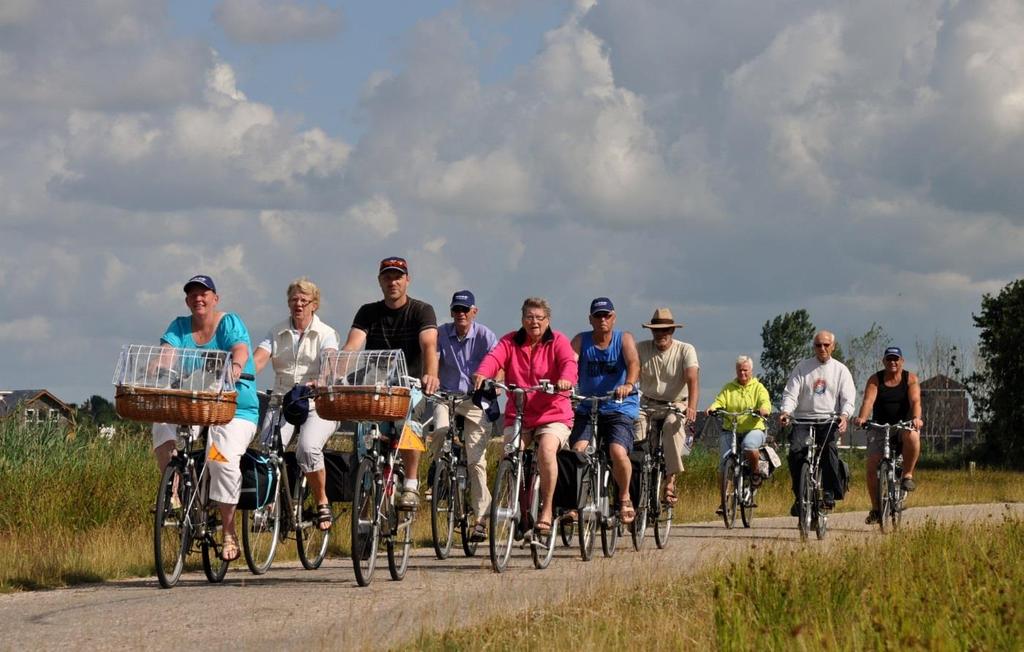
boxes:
[0,317,53,343]
[344,195,399,237]
[214,0,343,44]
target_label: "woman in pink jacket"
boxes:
[473,297,577,536]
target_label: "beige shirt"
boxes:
[259,313,339,394]
[637,339,699,402]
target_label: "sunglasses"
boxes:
[884,356,901,362]
[813,342,832,349]
[451,306,471,314]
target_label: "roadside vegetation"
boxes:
[2,419,1023,592]
[411,514,1024,650]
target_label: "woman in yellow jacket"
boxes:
[706,356,771,514]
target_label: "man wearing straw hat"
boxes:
[342,256,440,510]
[633,307,700,506]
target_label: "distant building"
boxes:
[919,374,977,452]
[0,389,75,426]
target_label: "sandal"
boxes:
[560,510,578,526]
[316,503,333,531]
[221,534,240,562]
[534,519,552,536]
[620,499,636,524]
[470,522,487,543]
[664,484,678,506]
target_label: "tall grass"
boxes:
[411,515,1024,650]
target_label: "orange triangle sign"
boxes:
[208,443,229,463]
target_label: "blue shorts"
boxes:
[570,412,635,451]
[719,429,766,462]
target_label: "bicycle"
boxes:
[637,403,683,549]
[486,379,562,572]
[426,389,480,559]
[239,391,333,575]
[710,409,764,529]
[788,415,842,541]
[861,419,916,533]
[570,390,634,560]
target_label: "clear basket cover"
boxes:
[318,349,409,388]
[112,344,234,393]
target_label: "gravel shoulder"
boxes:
[1,502,1021,651]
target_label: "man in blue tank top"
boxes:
[569,297,641,524]
[854,346,924,524]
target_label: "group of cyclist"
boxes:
[151,257,924,561]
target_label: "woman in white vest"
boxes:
[253,277,340,530]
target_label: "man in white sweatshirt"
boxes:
[778,330,856,516]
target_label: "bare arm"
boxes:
[617,331,640,399]
[684,365,699,422]
[341,327,367,352]
[907,372,923,430]
[253,347,271,374]
[230,342,249,382]
[854,376,879,426]
[419,327,439,394]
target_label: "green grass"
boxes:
[410,514,1024,651]
[2,420,1023,592]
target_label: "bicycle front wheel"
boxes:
[797,462,812,542]
[351,458,381,586]
[721,457,738,529]
[529,474,557,570]
[631,464,650,551]
[430,461,455,559]
[241,485,281,575]
[201,507,229,583]
[740,474,756,529]
[295,475,330,570]
[877,461,893,534]
[387,503,413,581]
[652,466,672,549]
[459,480,479,557]
[489,459,518,573]
[154,462,191,589]
[600,472,619,558]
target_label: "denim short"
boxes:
[719,429,766,461]
[570,412,635,451]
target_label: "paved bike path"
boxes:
[1,502,1021,650]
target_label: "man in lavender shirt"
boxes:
[428,290,499,542]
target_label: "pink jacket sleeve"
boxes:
[553,333,578,384]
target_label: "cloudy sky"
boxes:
[2,0,1021,407]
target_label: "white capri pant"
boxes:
[152,418,257,505]
[258,406,338,474]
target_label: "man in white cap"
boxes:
[633,307,699,506]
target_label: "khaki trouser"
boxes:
[429,400,491,521]
[634,399,688,476]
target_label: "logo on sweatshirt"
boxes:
[813,379,828,396]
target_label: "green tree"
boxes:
[845,322,892,390]
[759,309,815,404]
[971,278,1024,468]
[79,395,118,426]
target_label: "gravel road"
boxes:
[2,502,1020,651]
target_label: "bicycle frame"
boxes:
[790,415,841,541]
[863,419,915,532]
[711,409,761,528]
[571,392,621,526]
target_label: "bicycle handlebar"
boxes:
[788,414,843,425]
[482,378,558,395]
[708,408,764,418]
[860,419,917,431]
[569,389,640,404]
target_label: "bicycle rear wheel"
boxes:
[578,468,597,561]
[600,470,619,558]
[561,516,576,547]
[201,507,229,583]
[652,466,672,549]
[797,463,812,542]
[631,465,650,551]
[241,476,281,575]
[721,456,738,528]
[489,459,518,573]
[529,474,557,569]
[877,461,893,533]
[351,458,381,586]
[154,462,191,589]
[387,503,413,580]
[430,462,455,559]
[295,475,330,570]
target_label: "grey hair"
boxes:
[521,297,552,319]
[735,355,754,368]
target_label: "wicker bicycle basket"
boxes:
[315,349,411,422]
[112,344,238,425]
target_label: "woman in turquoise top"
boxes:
[150,274,258,562]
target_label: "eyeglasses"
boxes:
[813,342,832,349]
[523,314,548,322]
[451,306,471,314]
[289,297,314,306]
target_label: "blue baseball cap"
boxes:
[183,274,216,293]
[884,346,903,359]
[450,290,475,309]
[589,297,615,315]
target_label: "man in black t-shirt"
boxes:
[342,256,439,509]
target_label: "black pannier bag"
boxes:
[238,448,278,510]
[284,449,358,503]
[553,450,591,510]
[628,442,650,507]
